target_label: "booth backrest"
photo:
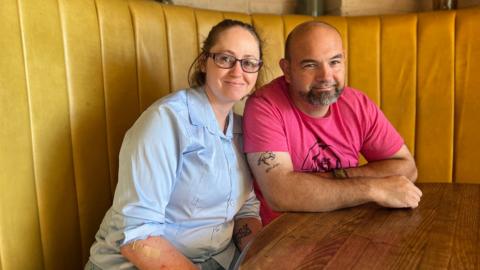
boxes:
[1,0,480,269]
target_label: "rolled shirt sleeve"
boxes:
[112,104,187,245]
[90,88,260,268]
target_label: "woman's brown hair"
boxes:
[188,19,263,88]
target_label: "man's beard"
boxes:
[303,83,344,106]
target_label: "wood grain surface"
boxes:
[239,184,480,269]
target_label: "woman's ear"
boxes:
[199,53,207,73]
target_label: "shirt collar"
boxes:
[186,87,235,139]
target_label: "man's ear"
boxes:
[279,58,291,83]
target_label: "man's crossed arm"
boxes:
[247,144,422,213]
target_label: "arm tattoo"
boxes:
[233,224,252,247]
[257,151,280,173]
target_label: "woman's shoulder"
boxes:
[149,89,189,114]
[129,90,191,135]
[122,90,193,152]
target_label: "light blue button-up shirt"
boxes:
[89,87,260,269]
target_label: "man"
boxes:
[243,21,422,225]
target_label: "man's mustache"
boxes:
[310,82,337,90]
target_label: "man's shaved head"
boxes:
[279,20,346,114]
[284,21,343,60]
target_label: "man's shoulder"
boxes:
[251,76,288,99]
[339,86,376,107]
[341,86,366,98]
[247,76,290,108]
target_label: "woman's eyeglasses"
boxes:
[207,52,262,73]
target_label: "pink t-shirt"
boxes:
[243,76,404,225]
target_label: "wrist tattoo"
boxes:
[257,151,280,173]
[233,224,252,247]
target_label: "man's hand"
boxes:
[368,175,422,208]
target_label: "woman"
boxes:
[86,19,263,270]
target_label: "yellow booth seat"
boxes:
[1,0,479,269]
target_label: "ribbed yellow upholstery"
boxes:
[130,1,169,110]
[381,14,417,155]
[60,1,112,266]
[347,16,380,104]
[1,0,45,269]
[16,1,83,269]
[195,9,224,53]
[223,12,251,24]
[283,15,314,36]
[416,11,455,182]
[1,1,479,269]
[97,0,139,193]
[164,5,198,91]
[455,9,480,183]
[252,14,284,85]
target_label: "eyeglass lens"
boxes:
[209,53,261,73]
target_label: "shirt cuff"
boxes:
[122,222,165,245]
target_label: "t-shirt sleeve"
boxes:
[360,96,404,161]
[243,94,289,153]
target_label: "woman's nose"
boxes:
[229,60,243,75]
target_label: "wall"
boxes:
[166,0,480,15]
[324,0,480,16]
[168,0,296,14]
[458,0,480,7]
[324,0,431,15]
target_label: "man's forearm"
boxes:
[260,171,375,212]
[250,152,376,212]
[345,158,418,182]
[263,171,420,212]
[249,150,421,215]
[233,217,262,252]
[343,145,418,181]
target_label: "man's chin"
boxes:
[307,87,343,106]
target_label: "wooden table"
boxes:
[238,184,480,269]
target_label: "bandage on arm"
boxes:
[120,236,198,270]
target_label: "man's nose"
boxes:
[315,64,333,81]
